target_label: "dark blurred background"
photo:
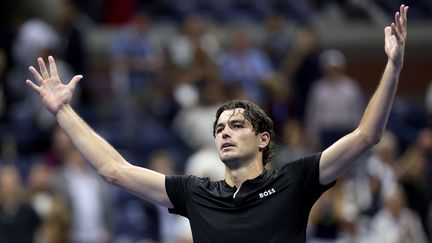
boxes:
[0,0,431,242]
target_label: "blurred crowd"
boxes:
[0,0,432,242]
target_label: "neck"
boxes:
[224,160,264,188]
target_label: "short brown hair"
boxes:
[213,100,275,165]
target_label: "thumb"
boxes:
[69,75,83,90]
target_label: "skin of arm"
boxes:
[319,5,409,185]
[26,56,173,208]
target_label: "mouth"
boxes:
[221,142,235,150]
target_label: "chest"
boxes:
[186,178,308,238]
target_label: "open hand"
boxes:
[26,56,82,115]
[384,4,409,68]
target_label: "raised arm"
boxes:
[26,56,173,208]
[319,5,409,185]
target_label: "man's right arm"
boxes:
[26,56,173,208]
[57,105,173,208]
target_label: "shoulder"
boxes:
[276,153,324,187]
[166,174,220,190]
[279,153,322,171]
[166,174,231,201]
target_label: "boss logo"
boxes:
[259,188,276,198]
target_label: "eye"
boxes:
[233,124,244,129]
[216,128,223,134]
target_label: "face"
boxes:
[214,108,269,164]
[0,166,22,196]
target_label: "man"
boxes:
[26,5,409,242]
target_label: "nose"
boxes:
[222,127,233,139]
[222,132,229,139]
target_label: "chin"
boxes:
[220,156,232,163]
[220,154,240,165]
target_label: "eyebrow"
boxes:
[216,118,247,129]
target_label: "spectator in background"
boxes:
[343,167,384,241]
[305,48,364,150]
[110,10,163,107]
[365,130,399,196]
[396,128,432,240]
[7,17,61,129]
[55,0,87,76]
[219,29,274,105]
[167,13,222,111]
[282,25,322,120]
[52,146,112,243]
[113,150,178,243]
[108,9,166,146]
[0,164,41,243]
[370,186,427,243]
[113,186,159,243]
[167,13,221,73]
[7,16,77,144]
[27,162,70,243]
[12,17,60,69]
[264,72,294,133]
[263,10,296,69]
[5,9,84,135]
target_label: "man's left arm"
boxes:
[319,4,409,185]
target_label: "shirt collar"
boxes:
[222,169,272,190]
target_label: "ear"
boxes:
[258,132,270,150]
